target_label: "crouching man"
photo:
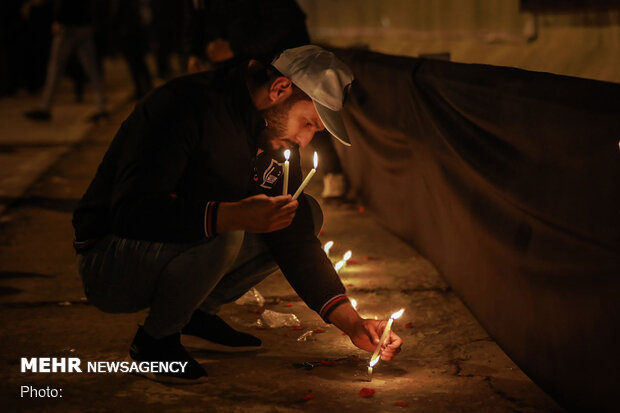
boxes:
[72,46,403,382]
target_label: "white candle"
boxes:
[367,356,379,381]
[369,308,405,366]
[282,149,290,195]
[292,152,318,200]
[323,240,334,257]
[334,250,352,273]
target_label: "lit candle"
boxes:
[282,149,290,195]
[367,356,379,381]
[292,152,318,200]
[334,250,352,273]
[369,308,405,368]
[350,298,358,310]
[323,241,334,257]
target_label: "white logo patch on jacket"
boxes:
[259,158,283,189]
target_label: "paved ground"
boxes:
[0,59,562,412]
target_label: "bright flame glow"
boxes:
[369,357,380,367]
[323,241,334,256]
[343,250,352,261]
[350,298,358,310]
[391,308,405,319]
[313,152,318,169]
[284,149,290,160]
[334,260,345,272]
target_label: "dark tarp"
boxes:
[333,49,620,411]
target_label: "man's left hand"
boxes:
[348,318,403,361]
[328,303,403,361]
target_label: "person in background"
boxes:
[24,0,107,122]
[108,0,152,100]
[185,0,310,72]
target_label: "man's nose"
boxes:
[297,131,315,148]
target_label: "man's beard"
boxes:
[258,101,290,151]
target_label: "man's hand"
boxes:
[207,39,234,63]
[218,194,298,233]
[328,303,403,361]
[187,56,209,74]
[349,319,402,361]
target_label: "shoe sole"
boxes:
[124,356,208,385]
[181,334,263,353]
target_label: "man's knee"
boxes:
[302,194,323,236]
[211,230,245,266]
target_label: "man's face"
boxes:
[260,99,325,151]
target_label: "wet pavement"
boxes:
[0,59,562,412]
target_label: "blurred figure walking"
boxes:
[109,0,152,100]
[24,0,107,122]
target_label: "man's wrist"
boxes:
[327,302,363,335]
[216,201,242,233]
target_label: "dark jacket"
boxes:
[73,62,346,318]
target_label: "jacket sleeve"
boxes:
[109,86,209,243]
[260,185,348,320]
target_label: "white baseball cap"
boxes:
[272,45,354,146]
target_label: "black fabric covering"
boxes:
[333,49,620,411]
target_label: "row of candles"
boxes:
[283,149,404,381]
[322,238,404,382]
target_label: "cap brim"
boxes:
[313,100,351,146]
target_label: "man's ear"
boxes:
[268,77,293,104]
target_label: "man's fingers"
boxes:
[379,330,403,360]
[271,195,293,208]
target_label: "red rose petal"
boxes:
[346,259,358,265]
[359,206,365,213]
[292,326,304,330]
[301,393,314,401]
[253,308,265,314]
[360,388,375,398]
[313,328,326,334]
[283,333,289,337]
[286,303,292,307]
[403,322,413,328]
[320,360,335,366]
[394,401,408,407]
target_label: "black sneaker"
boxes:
[181,311,262,352]
[129,326,207,383]
[24,110,51,121]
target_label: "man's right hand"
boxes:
[217,194,298,233]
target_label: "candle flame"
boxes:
[391,308,405,319]
[313,152,318,169]
[323,241,334,256]
[369,356,380,367]
[351,298,358,310]
[284,149,290,160]
[343,250,352,261]
[334,260,345,272]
